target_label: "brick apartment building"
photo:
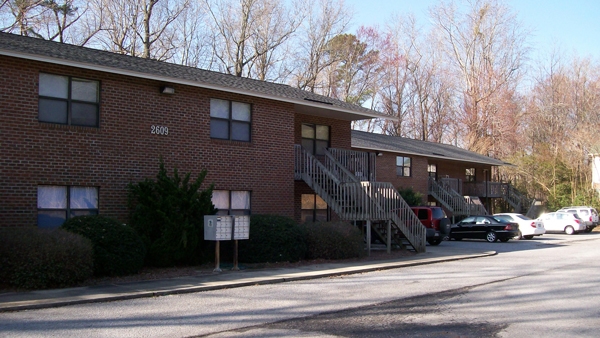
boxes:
[0,32,384,228]
[1,32,523,251]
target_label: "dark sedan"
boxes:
[449,215,520,242]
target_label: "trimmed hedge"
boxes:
[62,215,146,276]
[238,215,307,263]
[302,221,365,260]
[0,227,94,289]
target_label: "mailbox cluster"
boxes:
[204,215,250,241]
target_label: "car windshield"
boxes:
[516,214,531,220]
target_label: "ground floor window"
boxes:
[212,190,251,215]
[37,186,98,228]
[301,194,328,223]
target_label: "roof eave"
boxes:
[352,145,507,166]
[0,48,383,121]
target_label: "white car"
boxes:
[493,213,545,239]
[537,212,586,235]
[558,206,599,232]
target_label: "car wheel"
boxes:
[486,231,497,243]
[523,235,534,240]
[427,238,443,246]
[500,238,510,242]
[453,237,462,241]
[565,226,575,235]
[585,228,593,233]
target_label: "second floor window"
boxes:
[428,164,437,179]
[39,73,99,127]
[302,123,330,156]
[466,168,476,182]
[396,156,411,177]
[210,98,251,142]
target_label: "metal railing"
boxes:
[295,145,426,252]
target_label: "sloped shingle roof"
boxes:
[0,32,385,121]
[352,130,508,166]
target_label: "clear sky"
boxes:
[345,0,600,61]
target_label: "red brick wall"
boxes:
[0,55,299,226]
[369,151,429,203]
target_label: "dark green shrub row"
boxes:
[302,221,365,260]
[238,215,365,263]
[238,215,307,263]
[127,158,216,267]
[0,227,94,289]
[62,215,146,276]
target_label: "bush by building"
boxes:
[302,221,365,260]
[0,227,94,289]
[62,215,146,276]
[238,214,307,263]
[127,158,216,267]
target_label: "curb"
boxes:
[0,251,496,312]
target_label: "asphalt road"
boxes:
[1,233,599,338]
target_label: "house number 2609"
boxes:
[151,125,169,135]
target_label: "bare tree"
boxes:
[430,0,529,154]
[1,0,45,35]
[88,0,188,60]
[290,0,352,92]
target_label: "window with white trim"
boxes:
[396,156,411,177]
[210,99,251,141]
[212,190,251,215]
[38,73,100,127]
[37,186,99,228]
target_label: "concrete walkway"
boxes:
[0,246,495,312]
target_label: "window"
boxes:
[39,73,99,127]
[466,168,476,182]
[428,164,437,179]
[302,123,330,156]
[396,156,411,177]
[37,186,98,228]
[301,194,328,223]
[212,190,251,215]
[210,98,251,141]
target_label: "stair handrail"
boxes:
[428,177,469,215]
[323,149,361,183]
[298,146,425,252]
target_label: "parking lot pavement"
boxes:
[0,246,495,312]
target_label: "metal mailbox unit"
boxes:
[204,215,233,241]
[204,215,250,272]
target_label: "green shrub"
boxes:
[62,215,146,276]
[0,227,94,289]
[127,158,216,267]
[398,187,423,206]
[238,215,307,263]
[302,221,365,260]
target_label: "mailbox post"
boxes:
[204,215,232,272]
[204,215,250,272]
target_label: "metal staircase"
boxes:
[295,146,426,253]
[428,177,488,216]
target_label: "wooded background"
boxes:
[2,0,599,210]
